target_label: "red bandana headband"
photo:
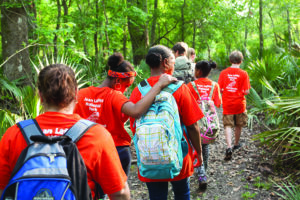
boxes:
[108,70,137,78]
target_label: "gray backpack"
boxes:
[173,56,194,84]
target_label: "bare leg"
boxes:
[224,126,232,148]
[234,126,242,146]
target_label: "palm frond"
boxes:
[31,54,89,89]
[253,127,300,157]
[273,181,300,200]
[0,109,23,137]
[0,78,22,99]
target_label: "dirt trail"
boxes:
[128,69,279,200]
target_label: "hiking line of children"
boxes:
[0,41,250,200]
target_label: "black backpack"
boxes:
[0,119,96,200]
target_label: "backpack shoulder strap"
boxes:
[191,81,201,100]
[138,79,152,97]
[163,80,184,94]
[65,119,97,143]
[209,81,216,99]
[17,119,43,145]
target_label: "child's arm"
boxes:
[185,123,203,167]
[213,83,222,108]
[122,74,177,119]
[243,71,251,95]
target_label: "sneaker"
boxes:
[233,143,242,151]
[198,176,207,191]
[224,148,232,161]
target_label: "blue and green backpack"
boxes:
[0,119,96,200]
[134,80,188,179]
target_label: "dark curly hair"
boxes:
[38,64,77,108]
[107,52,134,79]
[146,45,173,69]
[195,60,217,77]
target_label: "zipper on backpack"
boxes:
[47,153,56,163]
[25,153,66,164]
[61,182,70,200]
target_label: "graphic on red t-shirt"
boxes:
[82,97,104,123]
[187,78,222,108]
[74,86,131,146]
[0,112,127,197]
[218,67,250,114]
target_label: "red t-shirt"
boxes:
[74,86,131,146]
[0,112,127,197]
[187,78,222,108]
[129,76,204,182]
[218,67,251,114]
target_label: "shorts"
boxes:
[223,111,248,127]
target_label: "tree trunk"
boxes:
[181,0,186,41]
[76,1,88,56]
[94,0,99,64]
[192,19,196,48]
[243,0,252,55]
[53,0,61,59]
[62,0,69,49]
[123,24,127,59]
[83,38,88,56]
[27,1,38,57]
[127,0,148,65]
[287,8,292,51]
[144,0,149,48]
[244,25,248,56]
[102,0,110,50]
[1,2,31,84]
[207,43,211,60]
[259,0,263,59]
[150,0,158,46]
[296,25,299,42]
[268,12,278,45]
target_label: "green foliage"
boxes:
[248,47,300,163]
[31,53,89,89]
[0,53,89,135]
[241,191,257,200]
[0,109,22,138]
[273,181,300,200]
[252,96,300,160]
[253,177,272,190]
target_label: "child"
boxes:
[187,47,196,79]
[187,60,222,190]
[130,45,203,200]
[172,42,194,83]
[0,64,130,199]
[218,50,250,160]
[74,53,176,198]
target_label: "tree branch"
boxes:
[151,21,178,46]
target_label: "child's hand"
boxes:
[157,74,178,89]
[193,151,203,167]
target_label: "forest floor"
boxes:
[127,69,291,200]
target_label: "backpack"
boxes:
[0,119,96,200]
[133,80,188,179]
[173,56,194,84]
[191,81,220,144]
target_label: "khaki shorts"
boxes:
[223,112,248,127]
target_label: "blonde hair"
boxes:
[229,50,243,64]
[187,48,195,60]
